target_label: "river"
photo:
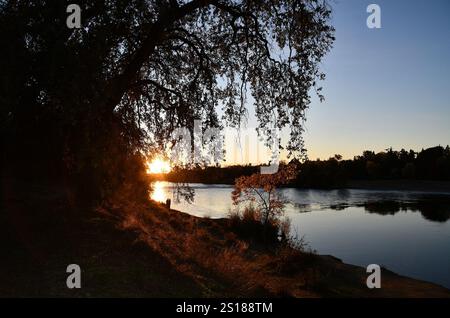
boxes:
[151,181,450,289]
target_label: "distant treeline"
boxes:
[164,165,260,184]
[162,146,450,188]
[291,145,450,188]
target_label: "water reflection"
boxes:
[151,181,167,202]
[336,188,351,200]
[150,182,450,288]
[357,198,450,222]
[151,182,450,223]
[285,190,450,223]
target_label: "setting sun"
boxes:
[147,158,171,174]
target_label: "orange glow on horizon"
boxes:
[147,158,171,174]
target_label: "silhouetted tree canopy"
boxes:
[0,0,334,199]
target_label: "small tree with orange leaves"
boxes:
[231,164,297,240]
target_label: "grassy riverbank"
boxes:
[111,198,450,297]
[1,181,449,297]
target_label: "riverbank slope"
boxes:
[104,192,450,297]
[1,181,449,297]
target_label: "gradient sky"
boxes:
[225,0,450,164]
[304,0,450,160]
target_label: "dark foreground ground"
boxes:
[0,181,203,297]
[1,179,449,297]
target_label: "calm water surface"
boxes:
[151,181,450,288]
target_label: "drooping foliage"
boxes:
[0,0,334,199]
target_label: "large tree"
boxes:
[0,0,334,198]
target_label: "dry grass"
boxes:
[98,188,450,298]
[99,190,325,297]
[4,180,449,297]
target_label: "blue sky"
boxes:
[303,0,450,159]
[224,0,450,164]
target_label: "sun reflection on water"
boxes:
[150,181,168,202]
